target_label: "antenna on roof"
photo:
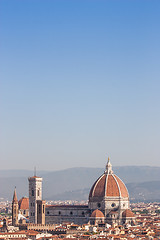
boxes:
[34,166,36,177]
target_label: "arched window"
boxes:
[70,211,73,215]
[43,205,45,214]
[32,189,34,196]
[39,205,41,214]
[59,211,61,215]
[97,203,101,208]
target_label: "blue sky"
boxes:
[1,0,160,170]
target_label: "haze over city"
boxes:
[1,0,160,170]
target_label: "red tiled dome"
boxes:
[91,209,104,218]
[18,197,29,210]
[89,159,129,200]
[122,209,135,218]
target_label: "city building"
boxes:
[12,188,18,226]
[45,158,135,225]
[28,175,45,224]
[12,158,135,226]
[18,197,29,219]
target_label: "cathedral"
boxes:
[12,158,135,226]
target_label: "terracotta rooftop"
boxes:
[12,187,18,202]
[29,176,41,179]
[90,209,104,218]
[19,197,29,210]
[122,209,135,218]
[46,205,88,208]
[89,173,129,199]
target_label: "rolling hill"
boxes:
[1,166,160,202]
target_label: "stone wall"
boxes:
[45,205,89,225]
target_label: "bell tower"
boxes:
[12,187,18,226]
[28,175,43,223]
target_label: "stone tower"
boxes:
[12,187,18,226]
[28,175,42,223]
[37,200,46,224]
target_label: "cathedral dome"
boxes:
[122,209,135,218]
[91,209,104,218]
[18,197,29,210]
[89,158,129,200]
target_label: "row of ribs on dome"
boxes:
[12,158,135,228]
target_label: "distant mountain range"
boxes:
[1,166,160,202]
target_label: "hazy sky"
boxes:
[1,0,160,170]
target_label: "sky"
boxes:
[0,0,160,171]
